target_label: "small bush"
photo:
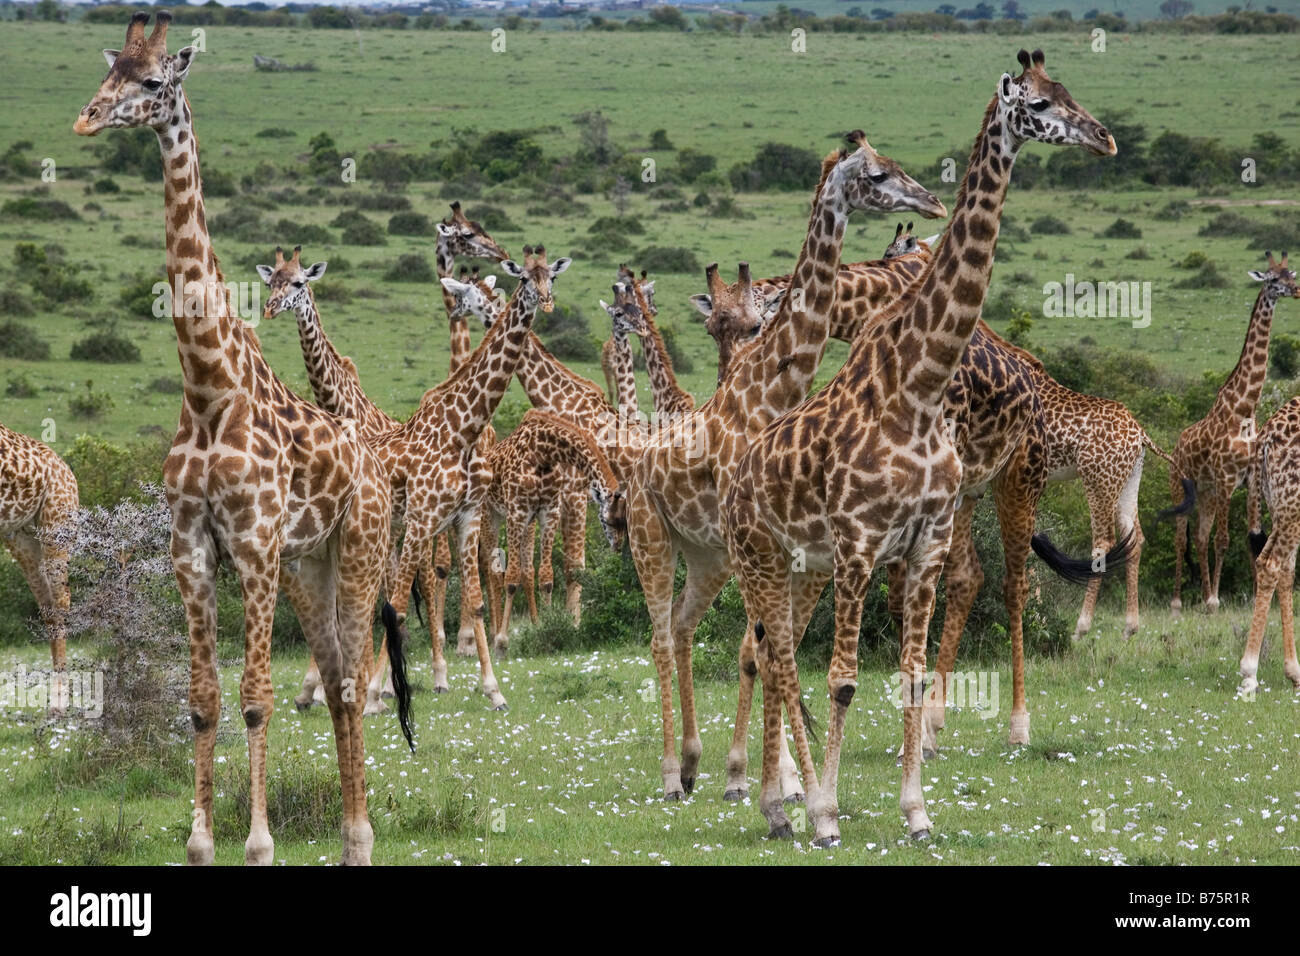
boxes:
[1272,334,1300,379]
[1,196,80,221]
[1176,261,1228,289]
[533,302,597,361]
[71,330,141,363]
[384,253,434,282]
[1030,215,1071,235]
[118,271,164,319]
[149,375,183,394]
[255,127,296,139]
[1125,245,1152,260]
[5,371,37,398]
[272,218,332,246]
[1154,199,1192,221]
[0,287,34,316]
[68,380,116,420]
[466,204,517,232]
[92,177,120,194]
[1198,211,1257,238]
[1099,218,1142,239]
[635,245,701,274]
[0,320,50,360]
[341,216,387,246]
[388,211,433,236]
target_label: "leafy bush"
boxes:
[0,287,34,316]
[149,375,183,394]
[728,142,821,191]
[341,216,387,246]
[14,243,93,303]
[68,380,116,420]
[5,371,37,398]
[384,254,434,282]
[1030,215,1071,235]
[62,433,168,506]
[1,196,80,221]
[635,245,701,274]
[466,204,518,232]
[91,177,120,194]
[1198,211,1257,238]
[388,211,432,236]
[71,330,141,363]
[1272,333,1300,379]
[118,271,164,319]
[0,320,50,360]
[1154,199,1192,221]
[676,148,717,183]
[1099,218,1142,239]
[533,302,597,361]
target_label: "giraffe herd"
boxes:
[0,10,1288,863]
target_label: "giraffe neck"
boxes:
[292,290,393,436]
[535,420,619,496]
[451,288,537,444]
[889,97,1020,411]
[610,330,639,416]
[436,239,473,373]
[156,93,249,408]
[639,320,691,415]
[1218,288,1278,422]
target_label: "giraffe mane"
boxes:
[810,148,844,205]
[975,319,1046,372]
[520,409,618,491]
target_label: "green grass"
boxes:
[2,602,1298,865]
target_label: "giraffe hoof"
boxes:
[922,748,937,762]
[767,823,794,840]
[782,792,805,806]
[723,788,748,803]
[681,776,695,795]
[433,684,449,694]
[813,836,841,849]
[911,829,931,842]
[294,699,313,713]
[663,789,684,802]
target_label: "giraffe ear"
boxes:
[102,49,121,68]
[500,259,524,279]
[172,46,197,82]
[689,294,712,317]
[999,73,1016,105]
[1248,270,1269,282]
[549,257,572,278]
[599,299,613,315]
[640,280,655,297]
[255,265,274,284]
[304,262,328,282]
[440,276,469,294]
[435,222,456,238]
[482,274,497,290]
[762,289,787,318]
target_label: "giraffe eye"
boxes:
[1029,99,1049,112]
[143,78,163,92]
[869,172,889,184]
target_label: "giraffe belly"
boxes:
[1047,463,1079,483]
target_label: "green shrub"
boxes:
[341,216,387,246]
[1272,334,1300,379]
[635,245,701,274]
[1099,218,1142,239]
[728,142,821,191]
[384,253,434,282]
[68,381,116,421]
[118,271,164,319]
[1,196,80,220]
[5,371,37,398]
[0,287,34,316]
[1030,215,1071,235]
[675,148,717,183]
[62,432,168,506]
[255,127,296,139]
[533,302,597,361]
[149,375,183,394]
[0,320,50,360]
[273,219,332,246]
[71,330,141,363]
[92,177,120,194]
[465,204,517,232]
[387,211,432,236]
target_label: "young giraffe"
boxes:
[0,422,78,715]
[75,11,412,866]
[599,286,645,416]
[628,132,946,802]
[722,50,1115,845]
[618,267,694,419]
[483,409,626,653]
[433,204,509,659]
[370,245,572,709]
[1242,389,1300,695]
[451,276,632,620]
[1168,253,1299,615]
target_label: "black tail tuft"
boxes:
[1031,530,1133,586]
[380,602,415,752]
[410,571,426,630]
[1158,477,1196,521]
[1250,530,1268,558]
[799,697,820,746]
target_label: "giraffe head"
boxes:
[257,246,327,320]
[883,222,918,260]
[74,11,196,136]
[617,265,658,317]
[600,284,649,340]
[436,203,509,263]
[500,245,571,314]
[830,131,947,220]
[688,263,766,386]
[592,484,628,552]
[1249,252,1299,301]
[439,267,501,321]
[997,49,1116,157]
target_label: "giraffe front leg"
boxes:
[173,530,219,867]
[6,531,66,716]
[1118,456,1144,639]
[425,550,449,693]
[630,505,682,800]
[1239,540,1281,697]
[458,511,506,710]
[668,555,732,795]
[898,550,947,841]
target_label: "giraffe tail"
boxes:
[1141,433,1177,468]
[1030,529,1133,586]
[1248,445,1267,558]
[1157,477,1196,521]
[380,602,415,752]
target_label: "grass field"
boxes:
[3,22,1300,865]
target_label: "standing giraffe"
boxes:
[1242,389,1300,695]
[1169,253,1298,614]
[617,268,694,419]
[627,132,945,802]
[722,50,1115,845]
[598,288,645,416]
[370,245,572,709]
[75,11,411,866]
[483,410,625,653]
[0,422,77,715]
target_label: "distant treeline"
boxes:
[34,3,1298,36]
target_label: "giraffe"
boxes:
[256,245,464,708]
[0,421,77,716]
[882,220,938,260]
[1242,388,1300,696]
[598,287,645,416]
[1169,252,1299,614]
[369,245,572,710]
[722,50,1115,845]
[75,11,412,866]
[974,323,1180,640]
[616,267,694,419]
[432,205,509,660]
[627,131,946,802]
[483,409,625,653]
